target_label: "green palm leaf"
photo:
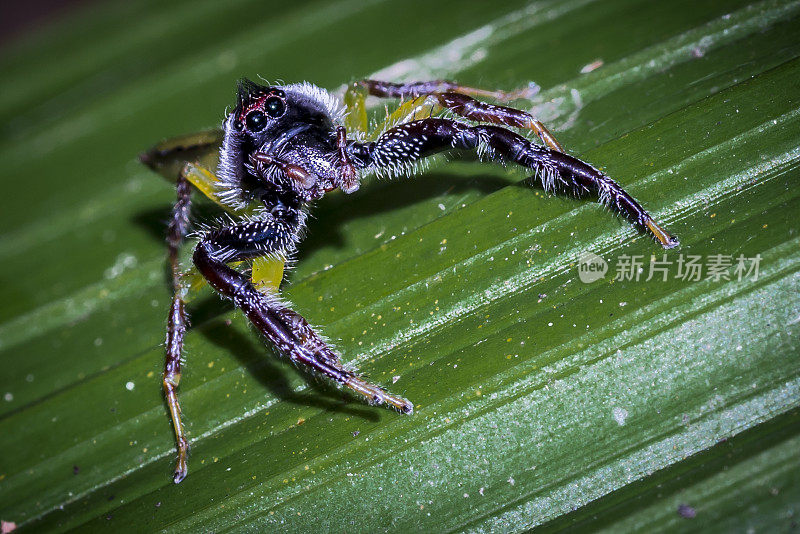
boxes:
[1,0,798,531]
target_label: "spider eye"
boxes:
[245,110,266,132]
[264,96,286,118]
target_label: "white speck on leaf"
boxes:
[580,58,604,73]
[104,252,138,279]
[613,406,629,425]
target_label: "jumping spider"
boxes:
[141,78,678,483]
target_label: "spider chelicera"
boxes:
[141,78,678,483]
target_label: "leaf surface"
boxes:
[1,0,798,531]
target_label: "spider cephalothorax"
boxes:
[142,76,679,483]
[218,80,349,207]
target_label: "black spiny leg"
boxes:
[358,79,563,151]
[193,204,414,416]
[164,170,191,483]
[352,118,678,248]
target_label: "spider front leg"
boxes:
[358,79,563,151]
[193,202,413,410]
[352,118,678,248]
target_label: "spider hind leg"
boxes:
[358,79,563,151]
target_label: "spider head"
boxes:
[230,78,337,146]
[219,79,342,205]
[231,79,289,143]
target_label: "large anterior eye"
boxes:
[264,96,286,118]
[245,110,266,132]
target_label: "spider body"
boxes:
[142,77,678,484]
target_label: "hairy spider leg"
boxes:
[164,169,192,483]
[347,80,545,144]
[192,207,415,415]
[370,96,440,140]
[162,162,288,483]
[359,79,538,103]
[145,150,286,482]
[351,118,678,248]
[151,157,286,296]
[141,138,288,288]
[342,83,672,243]
[358,79,563,152]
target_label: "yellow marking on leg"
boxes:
[370,96,440,141]
[177,164,288,297]
[181,162,227,209]
[252,256,285,293]
[179,256,285,303]
[344,82,369,135]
